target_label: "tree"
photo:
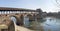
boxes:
[36,8,43,22]
[36,8,42,14]
[36,8,42,17]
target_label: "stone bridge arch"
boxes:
[8,14,23,26]
[6,13,38,26]
[23,14,36,27]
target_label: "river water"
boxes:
[10,16,60,31]
[42,17,60,31]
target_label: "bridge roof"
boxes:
[0,7,37,12]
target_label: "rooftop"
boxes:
[0,7,37,12]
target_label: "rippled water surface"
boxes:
[10,16,60,31]
[42,17,60,31]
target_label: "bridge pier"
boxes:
[0,7,43,31]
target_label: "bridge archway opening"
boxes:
[23,14,33,27]
[23,15,29,27]
[10,16,20,26]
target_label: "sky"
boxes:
[0,0,60,12]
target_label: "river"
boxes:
[42,17,60,31]
[10,16,60,31]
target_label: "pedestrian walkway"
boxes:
[15,25,33,31]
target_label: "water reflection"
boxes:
[42,17,60,31]
[10,16,60,31]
